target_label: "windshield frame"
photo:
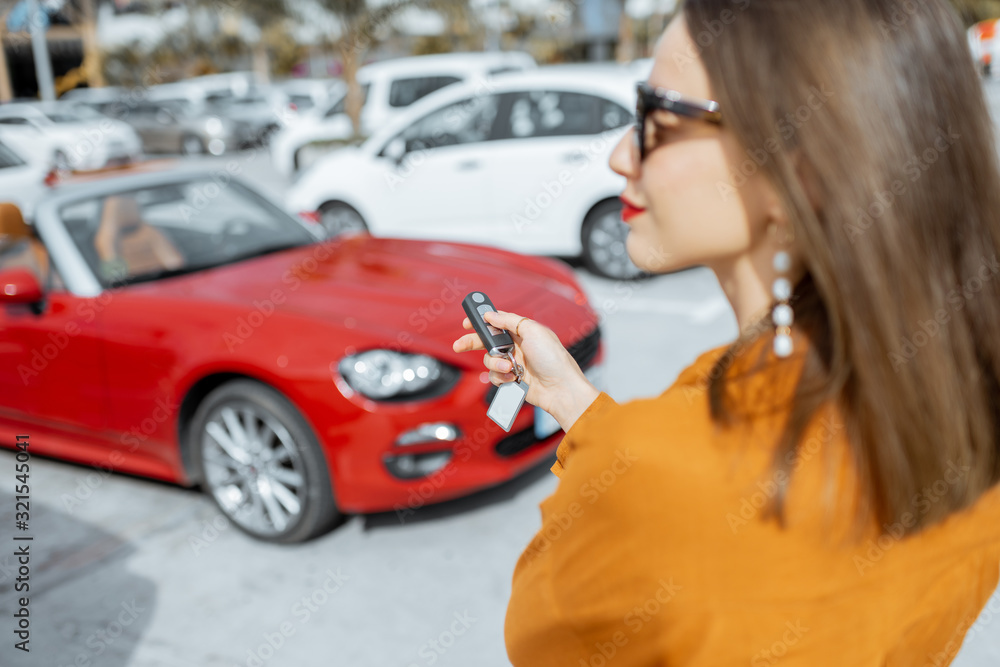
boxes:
[42,172,321,294]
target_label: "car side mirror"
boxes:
[383,137,406,165]
[0,268,44,311]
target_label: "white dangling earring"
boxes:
[768,223,794,358]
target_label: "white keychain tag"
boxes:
[488,379,529,432]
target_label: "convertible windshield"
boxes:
[58,177,317,287]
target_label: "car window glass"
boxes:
[388,94,500,154]
[289,94,314,110]
[325,84,369,117]
[388,76,462,108]
[0,142,25,169]
[501,91,625,138]
[600,99,633,130]
[58,179,314,287]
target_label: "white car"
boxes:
[286,67,642,279]
[0,102,142,171]
[276,78,337,114]
[270,51,536,177]
[0,137,49,217]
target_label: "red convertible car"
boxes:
[0,165,602,542]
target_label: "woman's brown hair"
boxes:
[689,0,1000,534]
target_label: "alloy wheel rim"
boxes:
[201,402,306,536]
[589,212,642,279]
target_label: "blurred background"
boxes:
[1,1,1000,666]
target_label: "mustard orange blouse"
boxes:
[505,339,1000,666]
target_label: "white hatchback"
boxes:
[270,51,536,177]
[286,67,642,279]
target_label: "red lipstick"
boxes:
[620,196,646,223]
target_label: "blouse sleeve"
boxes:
[550,391,619,479]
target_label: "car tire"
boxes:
[189,379,341,543]
[181,134,206,156]
[319,201,369,238]
[581,199,646,280]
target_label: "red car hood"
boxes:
[153,235,576,339]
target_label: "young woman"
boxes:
[454,0,1000,663]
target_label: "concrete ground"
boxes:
[3,79,1000,667]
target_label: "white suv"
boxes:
[286,67,642,279]
[270,51,536,177]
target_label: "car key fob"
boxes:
[463,291,527,432]
[462,291,514,357]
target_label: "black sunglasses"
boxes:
[634,82,723,161]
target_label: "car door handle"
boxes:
[455,160,480,171]
[561,152,587,163]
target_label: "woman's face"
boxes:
[610,14,783,274]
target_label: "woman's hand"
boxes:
[452,310,600,432]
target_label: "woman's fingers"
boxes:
[482,353,513,373]
[452,332,484,353]
[490,370,515,386]
[483,309,528,335]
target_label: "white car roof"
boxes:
[0,101,95,117]
[363,66,636,150]
[356,51,536,81]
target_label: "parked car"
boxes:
[60,86,128,115]
[286,67,641,279]
[0,137,49,216]
[270,51,536,177]
[275,78,337,113]
[0,164,603,543]
[203,83,292,145]
[0,101,142,170]
[125,82,269,155]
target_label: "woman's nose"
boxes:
[609,126,637,180]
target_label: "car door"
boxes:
[369,93,502,241]
[481,89,632,253]
[0,229,107,436]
